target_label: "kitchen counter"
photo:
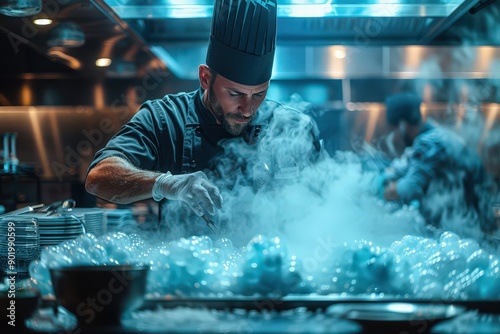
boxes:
[16,297,500,334]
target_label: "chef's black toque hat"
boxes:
[206,0,278,85]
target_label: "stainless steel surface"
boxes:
[152,44,500,80]
[138,294,500,314]
[0,0,499,83]
[101,0,481,47]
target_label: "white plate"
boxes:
[326,302,465,332]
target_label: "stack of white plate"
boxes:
[103,209,134,232]
[70,208,107,237]
[28,213,85,247]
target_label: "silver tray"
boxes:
[137,294,500,314]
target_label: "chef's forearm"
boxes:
[85,156,161,204]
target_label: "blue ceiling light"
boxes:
[103,0,467,19]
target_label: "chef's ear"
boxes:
[199,65,212,90]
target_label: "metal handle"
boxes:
[0,203,44,217]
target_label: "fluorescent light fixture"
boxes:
[95,58,112,67]
[104,0,466,19]
[283,4,336,17]
[34,18,52,25]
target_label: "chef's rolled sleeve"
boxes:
[88,105,167,173]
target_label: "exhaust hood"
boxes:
[104,0,469,19]
[100,0,479,44]
[0,0,498,97]
[90,0,499,81]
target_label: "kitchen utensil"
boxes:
[201,214,221,235]
[43,198,76,216]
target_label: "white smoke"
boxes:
[201,97,429,267]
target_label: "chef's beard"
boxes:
[207,86,253,136]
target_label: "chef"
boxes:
[378,92,496,236]
[85,0,323,238]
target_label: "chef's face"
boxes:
[200,65,269,135]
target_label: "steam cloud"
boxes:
[149,96,431,271]
[139,4,500,262]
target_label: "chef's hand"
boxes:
[152,171,223,216]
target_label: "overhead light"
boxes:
[47,22,85,48]
[333,48,346,59]
[0,0,41,17]
[34,18,52,25]
[95,58,112,67]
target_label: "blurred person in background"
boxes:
[376,92,497,238]
[85,0,324,239]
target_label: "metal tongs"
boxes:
[43,198,76,216]
[41,198,87,234]
[201,214,221,235]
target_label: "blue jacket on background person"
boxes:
[380,92,496,236]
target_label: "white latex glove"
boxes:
[152,171,223,216]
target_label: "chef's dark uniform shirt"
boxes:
[88,88,250,175]
[386,121,495,234]
[87,88,294,239]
